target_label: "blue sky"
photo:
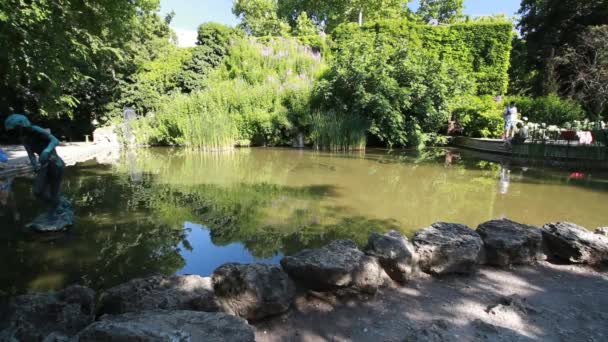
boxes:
[160,0,521,46]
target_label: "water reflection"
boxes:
[178,222,281,276]
[1,148,608,296]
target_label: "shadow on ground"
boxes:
[253,262,608,342]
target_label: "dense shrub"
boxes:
[451,95,503,138]
[315,19,502,148]
[178,23,241,93]
[507,95,586,125]
[115,47,192,117]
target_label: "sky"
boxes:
[160,0,521,47]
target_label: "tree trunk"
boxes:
[358,9,363,26]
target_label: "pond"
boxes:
[1,147,607,297]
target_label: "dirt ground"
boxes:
[254,262,608,342]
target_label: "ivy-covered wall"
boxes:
[333,20,513,96]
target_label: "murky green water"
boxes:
[1,148,607,296]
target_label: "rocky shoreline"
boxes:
[1,219,607,341]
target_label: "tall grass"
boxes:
[311,111,367,151]
[134,36,326,149]
[136,91,237,151]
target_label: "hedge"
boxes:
[332,19,513,96]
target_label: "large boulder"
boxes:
[280,240,385,293]
[542,222,608,265]
[76,310,255,342]
[413,222,484,275]
[477,219,544,266]
[364,231,418,283]
[0,285,95,341]
[212,263,295,320]
[98,274,218,315]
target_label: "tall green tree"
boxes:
[277,0,412,33]
[0,0,161,119]
[518,0,608,95]
[416,0,464,23]
[177,23,242,93]
[559,26,608,119]
[294,11,319,36]
[232,0,291,36]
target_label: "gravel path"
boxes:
[254,262,608,342]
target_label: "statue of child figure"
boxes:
[4,114,73,232]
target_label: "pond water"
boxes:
[1,147,607,296]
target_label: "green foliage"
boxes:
[134,37,325,148]
[518,0,608,96]
[113,47,191,117]
[558,26,608,119]
[197,22,242,48]
[318,19,511,148]
[277,0,413,33]
[507,95,586,126]
[508,36,536,95]
[332,20,513,95]
[451,95,503,138]
[133,91,237,150]
[177,23,241,93]
[294,12,318,36]
[417,0,464,23]
[232,0,291,36]
[0,0,162,118]
[311,111,367,151]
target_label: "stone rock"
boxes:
[76,310,255,342]
[477,219,544,266]
[0,285,95,341]
[98,274,219,315]
[26,196,74,233]
[212,263,295,320]
[364,231,418,283]
[596,227,608,237]
[280,240,385,293]
[542,222,608,265]
[413,222,484,275]
[485,295,539,316]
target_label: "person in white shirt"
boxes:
[503,102,518,139]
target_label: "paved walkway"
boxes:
[0,143,120,178]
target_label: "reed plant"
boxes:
[311,111,367,151]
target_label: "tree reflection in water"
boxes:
[3,147,608,297]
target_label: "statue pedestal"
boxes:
[26,196,74,232]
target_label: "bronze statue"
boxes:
[4,114,73,231]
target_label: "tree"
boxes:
[0,0,161,118]
[518,0,608,95]
[294,12,318,36]
[232,0,291,36]
[416,0,464,23]
[508,36,536,95]
[559,26,608,119]
[177,23,242,93]
[277,0,411,33]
